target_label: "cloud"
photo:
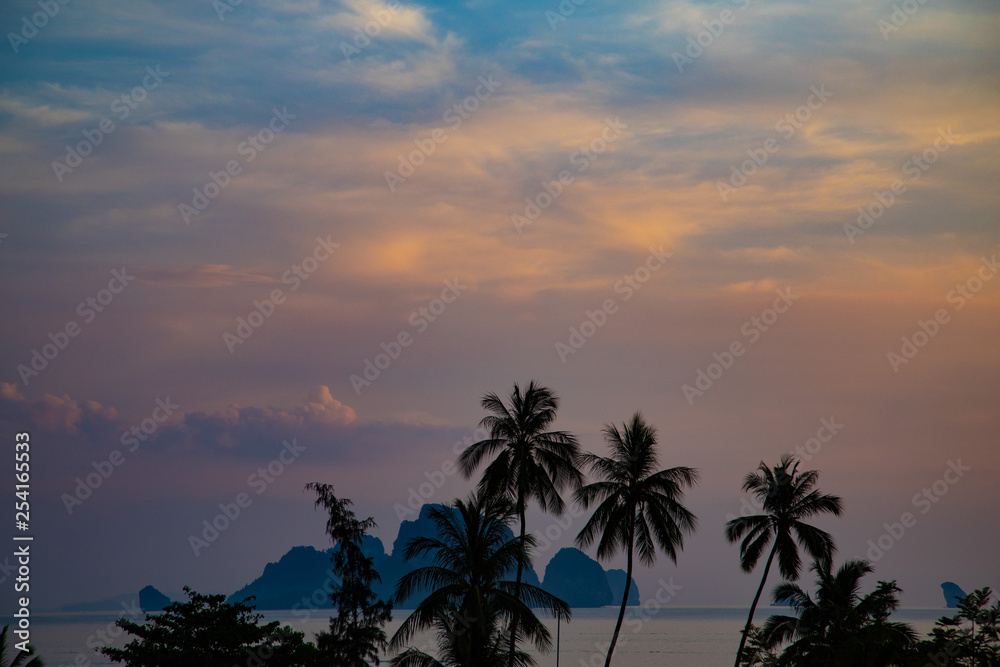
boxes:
[0,0,996,615]
[133,265,281,287]
[0,383,361,456]
[300,385,359,425]
[0,382,118,440]
[721,246,799,263]
[0,95,94,126]
[153,386,359,455]
[315,31,463,94]
[320,0,437,45]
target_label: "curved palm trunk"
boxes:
[734,541,778,667]
[507,498,526,667]
[604,535,634,667]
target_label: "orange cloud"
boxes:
[133,265,280,287]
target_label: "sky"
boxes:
[0,0,998,617]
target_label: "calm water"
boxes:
[29,606,944,666]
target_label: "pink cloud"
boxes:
[0,382,117,436]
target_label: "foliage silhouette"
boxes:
[389,493,570,667]
[574,412,698,667]
[306,482,393,666]
[99,587,320,666]
[0,626,44,667]
[725,454,843,667]
[459,381,583,666]
[759,558,917,666]
[907,586,1000,666]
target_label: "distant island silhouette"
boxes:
[139,584,171,612]
[942,582,967,608]
[229,504,640,610]
[53,563,966,615]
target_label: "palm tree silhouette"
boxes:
[459,381,583,666]
[0,626,43,667]
[389,494,570,667]
[574,412,699,667]
[725,454,843,667]
[761,558,917,666]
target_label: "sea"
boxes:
[28,606,945,666]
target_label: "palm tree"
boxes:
[761,558,918,666]
[574,412,699,667]
[725,454,843,667]
[459,381,583,665]
[389,493,571,667]
[0,627,43,667]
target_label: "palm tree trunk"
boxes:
[604,537,634,667]
[734,541,778,667]
[556,609,561,667]
[507,498,526,667]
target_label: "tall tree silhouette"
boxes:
[576,412,698,667]
[459,381,583,666]
[725,455,843,667]
[307,482,392,666]
[389,494,570,667]
[574,412,698,667]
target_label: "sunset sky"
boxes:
[1,0,998,613]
